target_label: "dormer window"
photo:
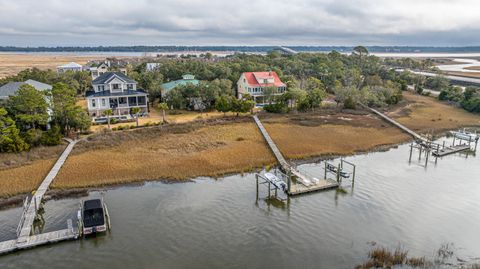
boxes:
[112,84,120,90]
[127,84,133,90]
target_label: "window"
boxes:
[127,84,133,90]
[101,98,106,106]
[91,99,96,107]
[138,96,146,105]
[112,84,120,90]
[128,96,137,106]
[98,85,105,92]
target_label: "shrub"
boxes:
[264,103,289,113]
[343,96,356,109]
[40,125,62,146]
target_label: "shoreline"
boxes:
[0,140,407,211]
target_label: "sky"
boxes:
[0,0,479,47]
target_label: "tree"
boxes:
[51,83,76,134]
[104,109,113,129]
[306,88,326,112]
[215,95,232,116]
[305,77,325,92]
[0,108,29,153]
[6,84,49,130]
[157,103,169,123]
[353,46,369,57]
[131,107,141,127]
[263,86,277,104]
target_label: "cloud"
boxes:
[0,0,479,46]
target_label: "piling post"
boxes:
[268,182,271,198]
[443,141,445,149]
[418,145,422,160]
[336,163,341,183]
[324,162,327,179]
[475,139,478,152]
[409,143,413,163]
[453,136,456,146]
[352,165,356,183]
[256,175,259,201]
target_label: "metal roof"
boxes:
[161,76,200,91]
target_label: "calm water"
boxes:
[0,139,479,268]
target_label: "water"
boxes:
[437,58,480,73]
[0,140,479,268]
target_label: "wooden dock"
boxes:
[432,144,471,157]
[253,115,339,195]
[360,103,428,143]
[0,139,80,255]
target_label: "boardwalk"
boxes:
[253,115,339,195]
[359,103,427,143]
[0,139,80,255]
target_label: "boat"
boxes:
[326,163,350,178]
[80,198,110,236]
[264,172,287,190]
[450,128,479,142]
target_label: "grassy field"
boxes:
[1,92,480,198]
[0,53,106,78]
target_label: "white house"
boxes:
[146,63,161,72]
[237,71,287,104]
[86,72,148,118]
[57,62,83,73]
[89,62,109,79]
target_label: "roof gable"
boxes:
[92,72,136,85]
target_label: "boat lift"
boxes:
[324,158,356,184]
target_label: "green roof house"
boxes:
[161,74,200,93]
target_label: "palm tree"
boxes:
[157,102,169,123]
[104,109,113,129]
[131,107,141,127]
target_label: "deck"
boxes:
[287,178,339,196]
[432,144,471,157]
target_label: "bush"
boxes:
[264,103,289,113]
[40,125,62,146]
[343,96,356,109]
[23,129,43,146]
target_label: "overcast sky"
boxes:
[0,0,479,47]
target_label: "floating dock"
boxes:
[253,115,339,195]
[0,139,80,255]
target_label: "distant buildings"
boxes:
[88,60,128,79]
[237,71,286,104]
[57,62,83,73]
[86,72,148,118]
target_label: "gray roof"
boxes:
[92,72,136,85]
[86,90,147,98]
[0,80,51,98]
[25,79,52,91]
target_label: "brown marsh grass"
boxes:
[0,159,57,197]
[394,91,480,132]
[52,121,275,189]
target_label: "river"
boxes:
[0,138,479,268]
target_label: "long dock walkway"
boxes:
[0,139,80,255]
[359,103,427,143]
[253,115,339,195]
